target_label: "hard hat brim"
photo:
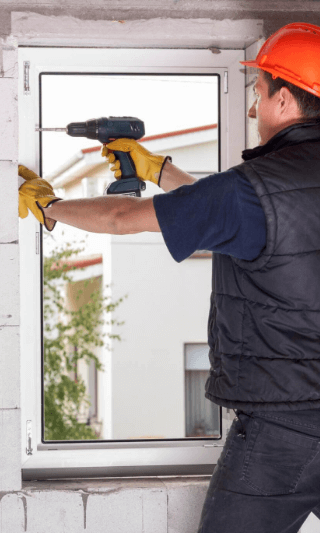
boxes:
[239,60,259,67]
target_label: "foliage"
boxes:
[43,236,124,441]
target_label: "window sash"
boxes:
[19,47,244,479]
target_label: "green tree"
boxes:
[43,237,124,440]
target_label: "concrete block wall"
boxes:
[0,41,21,494]
[0,477,210,533]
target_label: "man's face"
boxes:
[248,70,281,145]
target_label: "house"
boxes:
[44,124,218,441]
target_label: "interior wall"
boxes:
[0,0,320,40]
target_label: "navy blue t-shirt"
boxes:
[153,169,267,263]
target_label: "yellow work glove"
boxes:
[18,165,62,232]
[101,138,172,186]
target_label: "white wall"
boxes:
[110,234,211,440]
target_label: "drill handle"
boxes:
[113,150,136,180]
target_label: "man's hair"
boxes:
[263,70,320,121]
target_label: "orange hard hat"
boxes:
[240,23,320,98]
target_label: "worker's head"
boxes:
[241,23,320,145]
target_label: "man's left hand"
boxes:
[18,165,62,231]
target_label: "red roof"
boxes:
[51,256,102,271]
[81,123,218,155]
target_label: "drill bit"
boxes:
[35,127,67,132]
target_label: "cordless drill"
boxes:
[37,117,146,197]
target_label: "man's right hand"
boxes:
[101,138,172,186]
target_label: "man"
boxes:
[19,22,320,533]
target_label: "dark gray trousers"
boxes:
[197,409,320,533]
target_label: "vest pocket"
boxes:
[241,419,320,496]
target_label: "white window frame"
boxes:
[19,47,245,480]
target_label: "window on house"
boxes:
[185,344,220,438]
[19,47,245,479]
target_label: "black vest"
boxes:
[205,121,320,412]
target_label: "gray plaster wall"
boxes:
[0,0,320,39]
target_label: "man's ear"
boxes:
[279,86,296,111]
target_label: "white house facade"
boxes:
[45,124,219,441]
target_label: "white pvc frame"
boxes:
[19,47,245,480]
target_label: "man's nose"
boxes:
[248,99,257,119]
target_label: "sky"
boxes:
[41,74,219,177]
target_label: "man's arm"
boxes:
[43,195,161,235]
[43,160,195,234]
[19,141,197,234]
[160,160,196,191]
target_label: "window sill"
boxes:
[22,474,212,493]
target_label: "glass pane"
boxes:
[41,73,219,441]
[185,344,220,437]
